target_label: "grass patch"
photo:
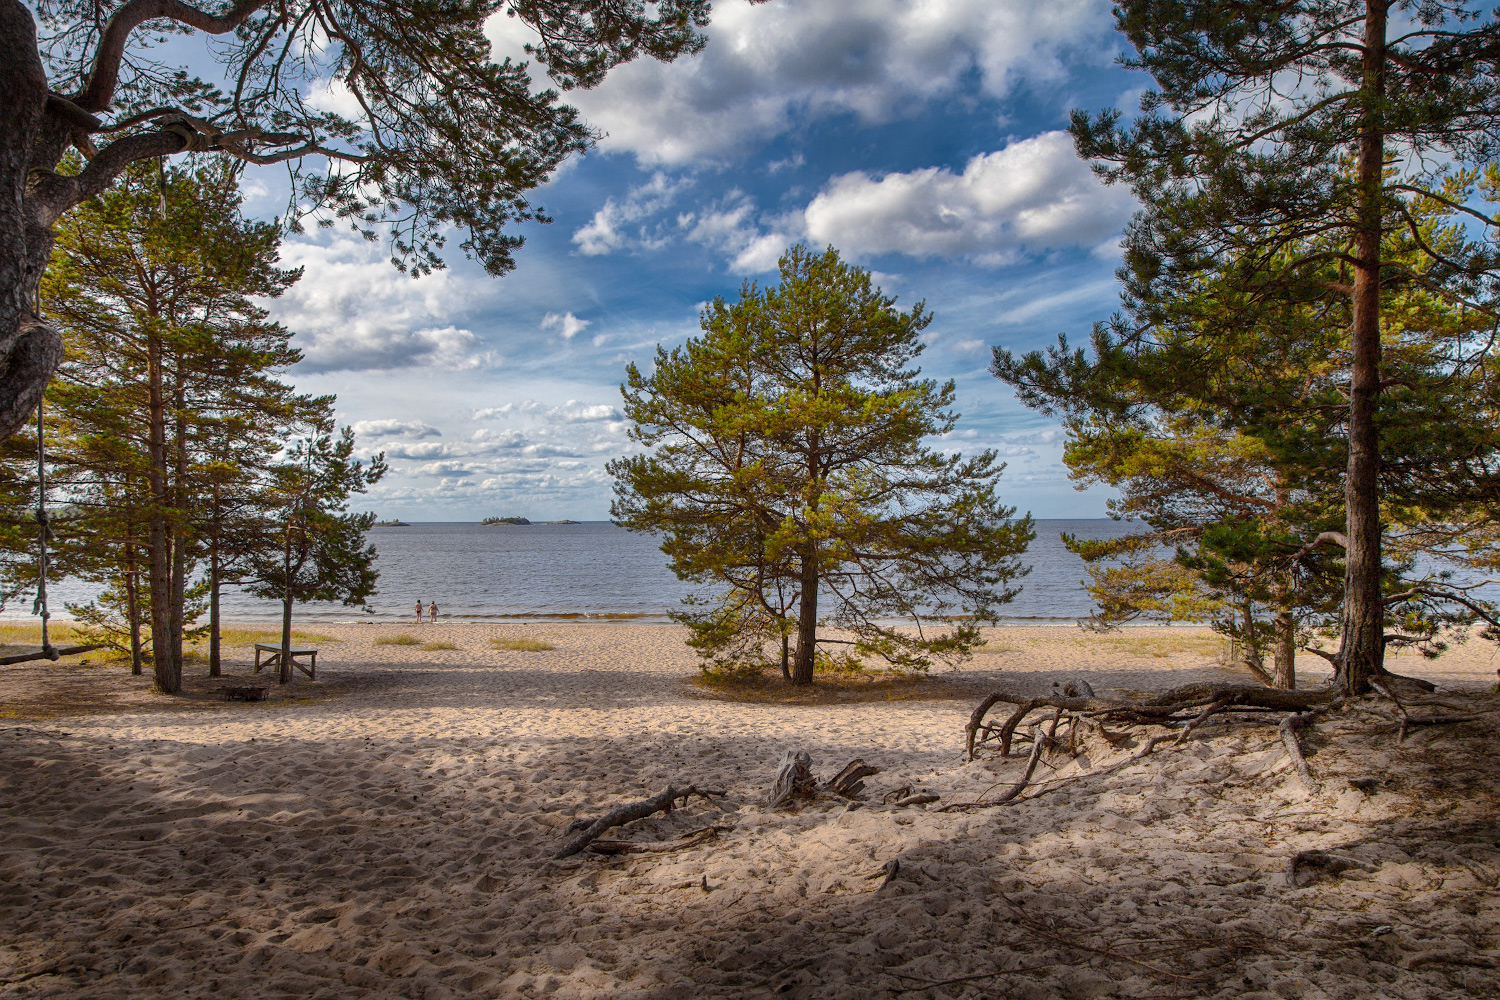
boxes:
[689,670,959,705]
[421,640,459,651]
[374,634,422,646]
[490,636,555,652]
[1084,630,1223,659]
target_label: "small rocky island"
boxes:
[480,517,580,525]
[374,519,411,527]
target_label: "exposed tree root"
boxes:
[585,824,733,856]
[1287,849,1374,888]
[961,683,1354,807]
[965,683,1336,761]
[1279,713,1321,793]
[554,785,725,859]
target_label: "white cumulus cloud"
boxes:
[350,419,442,439]
[269,233,492,372]
[540,312,591,340]
[802,132,1136,264]
[546,0,1115,165]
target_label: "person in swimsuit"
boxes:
[415,599,424,623]
[429,601,439,623]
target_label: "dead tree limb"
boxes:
[554,785,725,859]
[825,758,881,798]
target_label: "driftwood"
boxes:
[768,750,816,808]
[554,785,725,859]
[585,824,732,855]
[825,758,881,798]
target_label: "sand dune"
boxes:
[2,623,1497,998]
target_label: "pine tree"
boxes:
[612,246,1033,686]
[243,427,385,683]
[42,157,316,692]
[995,169,1500,691]
[1060,1,1500,692]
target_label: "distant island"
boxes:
[480,517,581,525]
[374,519,410,527]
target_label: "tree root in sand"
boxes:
[585,824,733,856]
[554,785,725,859]
[965,684,1337,761]
[960,683,1347,809]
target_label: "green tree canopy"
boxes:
[1,0,749,440]
[612,245,1033,685]
[995,171,1500,691]
[244,426,385,683]
[1058,0,1500,693]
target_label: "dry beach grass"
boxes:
[1,622,1498,998]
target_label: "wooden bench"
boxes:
[253,643,318,680]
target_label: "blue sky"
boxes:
[243,0,1145,521]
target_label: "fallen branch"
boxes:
[887,793,940,807]
[825,758,881,798]
[554,785,725,859]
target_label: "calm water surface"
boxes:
[20,519,1134,623]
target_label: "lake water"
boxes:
[16,519,1133,624]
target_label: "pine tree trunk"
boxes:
[145,335,178,693]
[1337,0,1388,695]
[123,542,143,676]
[1273,608,1297,690]
[208,545,221,678]
[780,631,791,681]
[792,546,818,686]
[280,528,294,685]
[280,594,294,686]
[0,4,65,441]
[168,380,187,679]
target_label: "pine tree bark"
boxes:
[168,378,187,679]
[279,526,294,685]
[208,543,221,677]
[0,3,65,441]
[123,539,143,676]
[144,334,178,693]
[1273,608,1297,690]
[1337,0,1388,695]
[792,545,818,686]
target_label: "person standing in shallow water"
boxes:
[429,601,439,623]
[415,600,424,624]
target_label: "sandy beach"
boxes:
[2,622,1498,999]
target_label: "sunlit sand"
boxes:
[2,623,1497,997]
